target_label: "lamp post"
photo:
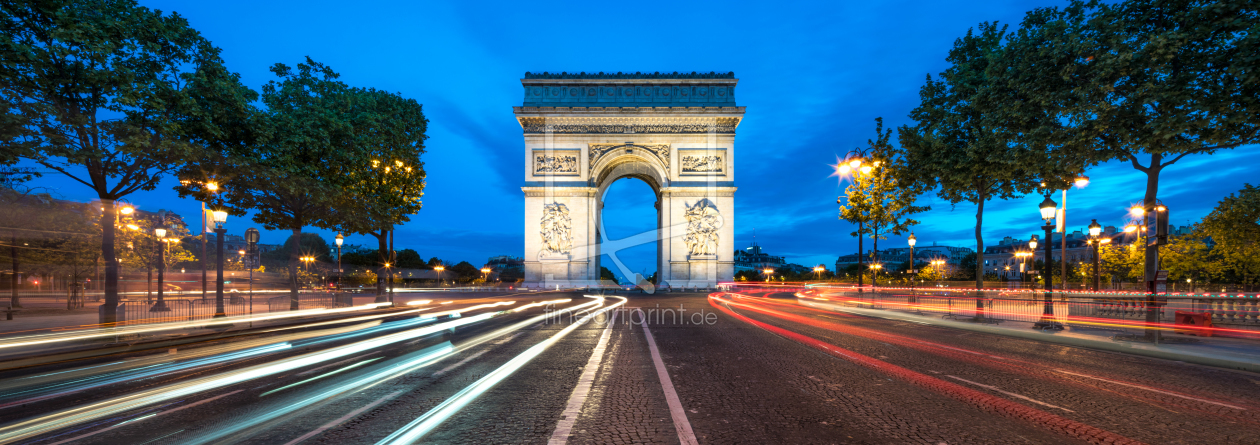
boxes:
[152,217,170,312]
[1033,196,1063,330]
[335,233,344,290]
[908,233,917,302]
[813,266,824,281]
[212,210,227,318]
[835,151,877,295]
[481,267,491,286]
[762,268,774,283]
[434,265,444,286]
[1088,219,1103,291]
[245,228,259,315]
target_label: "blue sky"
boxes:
[20,0,1258,278]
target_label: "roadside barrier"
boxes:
[1174,311,1215,337]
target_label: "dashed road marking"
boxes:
[1055,369,1246,410]
[432,350,489,377]
[548,311,618,445]
[946,375,1074,413]
[643,322,699,445]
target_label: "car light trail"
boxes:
[708,294,1141,445]
[0,302,395,351]
[375,296,627,445]
[405,300,433,306]
[0,310,497,444]
[260,357,384,397]
[178,295,598,445]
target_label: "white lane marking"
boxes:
[1055,369,1246,410]
[643,322,699,445]
[432,350,489,377]
[374,297,626,444]
[282,390,405,445]
[492,332,522,345]
[946,375,1074,413]
[297,352,382,376]
[47,390,243,445]
[548,311,617,445]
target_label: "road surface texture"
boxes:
[0,290,1255,444]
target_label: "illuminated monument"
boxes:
[516,72,743,288]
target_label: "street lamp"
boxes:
[212,210,228,318]
[908,233,917,301]
[834,149,878,295]
[481,267,491,284]
[434,265,445,286]
[1034,196,1063,330]
[762,268,774,282]
[813,266,824,281]
[245,228,259,314]
[1088,219,1102,291]
[334,233,344,291]
[152,218,170,312]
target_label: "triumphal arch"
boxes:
[517,71,742,288]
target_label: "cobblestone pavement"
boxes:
[3,291,1258,444]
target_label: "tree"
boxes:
[200,58,362,310]
[999,0,1259,289]
[899,22,1067,296]
[395,249,426,269]
[1199,185,1260,290]
[323,88,428,298]
[1,0,255,322]
[449,261,479,283]
[839,118,928,285]
[1099,243,1144,286]
[599,266,619,284]
[117,215,193,297]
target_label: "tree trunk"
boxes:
[374,228,389,303]
[290,227,301,310]
[101,200,119,324]
[388,229,395,301]
[975,191,986,320]
[872,226,879,286]
[972,192,982,289]
[1143,154,1163,341]
[9,231,19,308]
[857,221,864,292]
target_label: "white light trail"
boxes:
[0,302,394,351]
[375,296,626,445]
[0,312,492,444]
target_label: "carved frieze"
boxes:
[540,203,572,256]
[678,149,727,175]
[523,124,736,134]
[532,149,580,175]
[588,143,670,172]
[683,199,723,257]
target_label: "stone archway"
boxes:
[517,72,743,288]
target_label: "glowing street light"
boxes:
[152,217,171,312]
[211,209,228,317]
[1034,195,1062,330]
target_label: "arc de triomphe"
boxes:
[517,71,742,288]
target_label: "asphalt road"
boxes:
[0,290,1256,444]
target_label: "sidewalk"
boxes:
[798,298,1260,374]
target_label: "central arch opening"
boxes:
[598,178,659,285]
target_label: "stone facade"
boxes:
[518,72,741,288]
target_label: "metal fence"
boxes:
[266,293,351,312]
[110,299,249,325]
